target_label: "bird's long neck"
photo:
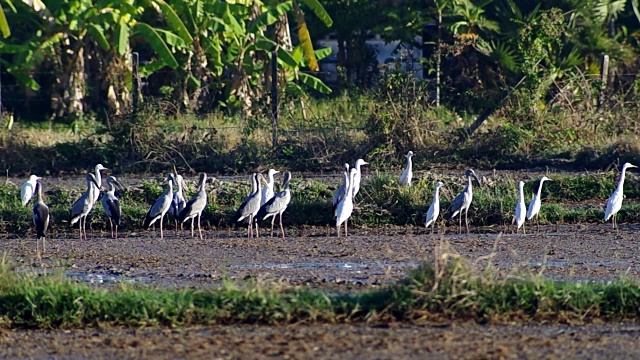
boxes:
[268,173,275,188]
[36,182,43,203]
[108,182,116,195]
[535,180,545,198]
[176,179,183,194]
[342,171,349,188]
[467,176,473,192]
[94,169,102,188]
[199,176,207,193]
[405,157,412,172]
[433,187,440,202]
[617,169,628,192]
[518,185,525,203]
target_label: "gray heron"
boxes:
[232,173,262,238]
[90,164,108,205]
[102,176,124,239]
[513,181,526,234]
[526,176,552,232]
[352,159,368,200]
[256,171,292,238]
[336,168,358,237]
[332,163,350,216]
[261,169,279,206]
[449,169,482,234]
[177,172,208,239]
[70,173,100,240]
[143,175,174,239]
[604,162,637,230]
[32,180,49,256]
[424,181,444,234]
[21,174,41,206]
[399,151,414,186]
[170,173,187,231]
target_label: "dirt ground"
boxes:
[2,224,640,359]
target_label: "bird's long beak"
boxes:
[114,179,125,191]
[473,174,482,186]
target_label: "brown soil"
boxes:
[1,224,640,358]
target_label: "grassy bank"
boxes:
[1,244,640,329]
[0,167,638,233]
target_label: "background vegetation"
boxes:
[0,0,639,174]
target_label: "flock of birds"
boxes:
[18,152,638,256]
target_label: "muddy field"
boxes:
[2,224,640,359]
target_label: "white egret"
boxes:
[332,163,350,216]
[424,181,444,234]
[261,169,279,206]
[513,181,526,234]
[21,174,41,206]
[604,162,637,230]
[450,169,482,234]
[526,176,552,232]
[352,159,368,200]
[336,168,358,237]
[399,151,414,186]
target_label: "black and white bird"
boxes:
[256,172,292,238]
[143,175,174,239]
[21,174,41,206]
[352,159,368,200]
[399,151,414,186]
[449,169,482,234]
[332,163,350,216]
[336,168,358,237]
[261,169,279,206]
[170,173,187,231]
[90,164,108,206]
[177,172,208,239]
[102,176,124,239]
[70,173,100,240]
[32,180,50,256]
[232,173,263,238]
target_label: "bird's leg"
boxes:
[255,221,260,239]
[337,224,341,238]
[198,213,203,240]
[43,237,46,254]
[191,217,195,238]
[431,223,434,235]
[537,215,540,234]
[108,218,113,238]
[255,219,260,238]
[523,222,526,235]
[458,213,462,234]
[247,216,252,239]
[280,212,285,239]
[115,224,118,239]
[270,216,276,237]
[465,208,470,234]
[345,219,348,237]
[160,216,164,239]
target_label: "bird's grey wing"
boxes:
[449,191,465,214]
[265,191,287,213]
[332,184,345,206]
[71,193,87,218]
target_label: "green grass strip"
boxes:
[1,256,640,329]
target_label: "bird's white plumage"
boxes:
[352,159,368,200]
[336,168,358,234]
[90,164,108,205]
[261,169,279,206]
[604,162,637,228]
[332,163,350,214]
[425,182,444,229]
[526,176,552,220]
[514,181,526,230]
[399,151,414,186]
[21,175,41,206]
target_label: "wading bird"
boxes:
[33,180,49,256]
[177,173,208,239]
[604,162,637,230]
[261,169,279,206]
[170,173,187,231]
[352,159,368,200]
[70,173,100,240]
[526,176,552,232]
[256,172,292,238]
[424,181,444,234]
[332,163,350,216]
[143,175,174,239]
[513,181,526,234]
[90,164,108,205]
[336,168,358,237]
[21,174,41,206]
[399,151,414,186]
[450,169,482,234]
[232,173,262,238]
[102,176,124,239]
